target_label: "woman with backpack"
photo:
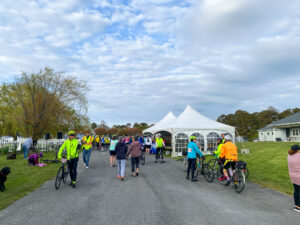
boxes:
[115,136,128,181]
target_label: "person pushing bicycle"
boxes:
[155,133,165,163]
[58,131,79,188]
[186,136,204,182]
[219,135,238,185]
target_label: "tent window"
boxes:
[207,132,220,151]
[175,133,189,153]
[191,133,205,151]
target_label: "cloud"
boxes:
[0,0,300,125]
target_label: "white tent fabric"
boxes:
[165,105,235,134]
[143,112,176,134]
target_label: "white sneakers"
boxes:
[86,166,89,169]
[83,163,86,167]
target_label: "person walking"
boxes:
[58,131,79,188]
[186,136,204,182]
[82,130,94,168]
[115,137,128,181]
[288,144,300,212]
[145,135,152,154]
[127,136,142,177]
[22,136,33,159]
[109,136,118,167]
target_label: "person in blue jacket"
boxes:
[186,136,204,182]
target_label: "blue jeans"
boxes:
[82,149,92,166]
[117,159,126,177]
[23,146,29,159]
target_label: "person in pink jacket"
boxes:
[127,136,142,177]
[287,144,300,212]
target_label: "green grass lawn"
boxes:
[0,152,60,210]
[236,142,298,195]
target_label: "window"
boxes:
[296,129,299,136]
[272,132,273,135]
[267,132,269,135]
[206,132,220,152]
[261,133,263,135]
[175,133,189,153]
[191,133,205,151]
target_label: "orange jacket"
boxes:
[220,141,238,161]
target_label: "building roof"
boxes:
[271,111,300,126]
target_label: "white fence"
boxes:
[0,138,65,152]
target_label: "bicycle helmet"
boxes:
[224,135,231,141]
[189,136,197,140]
[68,130,76,136]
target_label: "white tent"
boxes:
[144,105,235,156]
[143,111,176,134]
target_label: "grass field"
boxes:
[0,152,60,210]
[236,142,298,195]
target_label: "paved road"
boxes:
[0,151,299,225]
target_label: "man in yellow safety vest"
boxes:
[82,130,94,168]
[155,133,165,163]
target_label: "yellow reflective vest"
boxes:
[82,136,94,150]
[156,138,164,148]
[58,138,79,160]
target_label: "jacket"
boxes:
[156,138,164,148]
[128,141,142,157]
[214,143,223,158]
[115,142,128,160]
[58,138,79,160]
[187,141,204,159]
[220,141,238,161]
[288,153,300,185]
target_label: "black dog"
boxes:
[7,153,16,160]
[0,167,11,192]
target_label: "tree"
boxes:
[91,122,98,129]
[95,127,107,136]
[107,128,118,136]
[1,67,89,139]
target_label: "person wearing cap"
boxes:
[155,133,165,163]
[186,136,204,182]
[287,144,300,212]
[58,131,79,188]
[219,135,238,185]
[28,152,43,166]
[82,130,94,168]
[214,138,226,181]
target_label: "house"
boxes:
[258,111,300,142]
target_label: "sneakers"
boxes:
[72,181,76,188]
[162,160,165,163]
[155,160,158,163]
[185,176,190,180]
[121,177,124,181]
[117,175,121,178]
[83,163,86,167]
[86,166,89,169]
[136,172,139,176]
[191,178,198,182]
[110,165,112,168]
[113,165,116,167]
[218,176,226,181]
[294,206,300,212]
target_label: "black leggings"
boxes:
[131,157,140,172]
[68,158,78,182]
[156,148,164,160]
[293,183,300,207]
[187,158,196,179]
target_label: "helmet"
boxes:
[224,135,231,141]
[68,131,76,136]
[156,133,161,137]
[189,136,197,140]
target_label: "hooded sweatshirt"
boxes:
[128,141,142,157]
[115,142,128,160]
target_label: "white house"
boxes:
[258,111,300,142]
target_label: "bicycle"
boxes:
[140,149,146,165]
[223,161,246,193]
[155,147,165,164]
[55,158,69,190]
[194,157,214,182]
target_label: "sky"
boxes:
[0,0,300,126]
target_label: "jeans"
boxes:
[131,157,140,172]
[293,183,300,207]
[68,158,78,182]
[82,149,92,166]
[187,158,196,179]
[156,147,164,160]
[117,159,126,177]
[23,146,29,159]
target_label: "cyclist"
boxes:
[214,138,226,181]
[95,135,100,151]
[186,136,204,182]
[58,131,79,188]
[82,130,94,168]
[155,133,165,163]
[219,135,238,185]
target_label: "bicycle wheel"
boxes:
[243,167,249,180]
[63,168,69,183]
[55,167,63,190]
[141,153,145,165]
[181,158,188,172]
[204,164,214,183]
[234,169,245,193]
